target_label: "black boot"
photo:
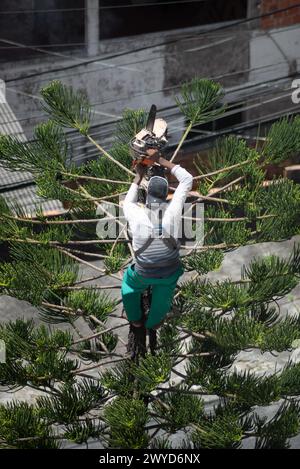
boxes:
[127,322,146,362]
[148,328,157,356]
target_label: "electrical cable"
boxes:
[67,72,297,141]
[2,101,297,193]
[0,1,208,15]
[0,21,298,51]
[68,82,295,158]
[4,3,300,83]
[0,83,299,193]
[5,21,299,93]
[3,57,297,129]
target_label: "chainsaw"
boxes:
[130,104,168,169]
[130,105,168,202]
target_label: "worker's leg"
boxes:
[121,264,149,324]
[145,266,184,329]
[145,283,177,329]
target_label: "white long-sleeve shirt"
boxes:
[123,164,193,278]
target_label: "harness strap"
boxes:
[133,229,180,258]
[134,235,155,257]
[132,210,180,258]
[161,235,180,251]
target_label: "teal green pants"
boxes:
[121,264,184,329]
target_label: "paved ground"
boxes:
[1,234,300,448]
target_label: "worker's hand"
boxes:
[135,163,146,177]
[146,148,160,163]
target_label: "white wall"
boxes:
[249,24,300,83]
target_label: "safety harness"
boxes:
[133,209,180,268]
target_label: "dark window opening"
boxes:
[100,0,248,39]
[0,0,84,61]
[0,0,248,61]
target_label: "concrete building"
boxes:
[0,1,248,53]
[0,1,299,175]
[1,2,300,447]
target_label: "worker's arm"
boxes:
[159,156,193,220]
[160,155,193,198]
[157,155,177,172]
[124,149,165,209]
[123,164,145,222]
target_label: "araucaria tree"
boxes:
[1,79,300,449]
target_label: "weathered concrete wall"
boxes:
[247,23,300,121]
[0,20,299,164]
[0,0,248,46]
[250,24,300,82]
[0,23,250,151]
[163,27,250,90]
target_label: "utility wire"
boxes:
[3,57,297,129]
[4,22,300,90]
[1,33,229,79]
[0,21,298,50]
[2,101,297,193]
[0,1,207,15]
[72,99,300,161]
[4,35,241,86]
[90,61,295,108]
[69,86,294,155]
[2,76,293,148]
[0,33,234,49]
[4,74,294,159]
[182,104,300,148]
[0,33,239,83]
[0,28,251,51]
[1,75,297,185]
[2,73,292,153]
[46,77,295,154]
[65,72,300,139]
[4,3,300,83]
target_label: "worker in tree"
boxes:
[121,149,193,331]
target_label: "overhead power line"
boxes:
[4,3,300,83]
[2,100,298,193]
[0,36,246,87]
[69,83,295,154]
[70,96,291,157]
[6,73,294,147]
[1,72,294,156]
[65,74,296,155]
[0,21,298,51]
[3,58,296,130]
[0,1,207,15]
[4,22,300,89]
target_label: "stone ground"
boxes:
[1,234,300,448]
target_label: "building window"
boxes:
[100,0,248,39]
